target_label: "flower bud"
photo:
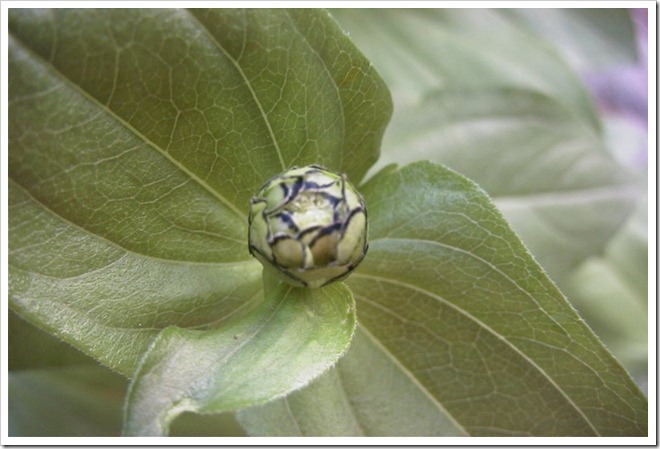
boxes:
[248,165,368,288]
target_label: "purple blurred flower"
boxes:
[583,9,648,129]
[582,9,648,169]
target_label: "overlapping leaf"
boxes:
[564,197,649,387]
[123,272,356,436]
[505,9,638,71]
[238,327,466,436]
[238,162,647,436]
[377,87,638,284]
[331,9,600,124]
[8,7,389,433]
[331,9,641,286]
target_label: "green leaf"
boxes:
[8,366,127,436]
[331,9,640,286]
[331,9,599,127]
[238,327,465,436]
[377,87,638,284]
[8,8,390,376]
[564,196,648,389]
[123,271,356,436]
[240,162,647,436]
[504,9,638,71]
[9,177,263,376]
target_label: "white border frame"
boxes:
[2,1,656,445]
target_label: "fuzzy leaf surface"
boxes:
[123,272,356,436]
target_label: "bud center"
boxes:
[290,192,334,227]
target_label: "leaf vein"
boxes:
[353,272,600,436]
[354,321,469,436]
[333,366,367,436]
[10,177,251,267]
[185,9,287,172]
[9,31,247,222]
[369,237,571,338]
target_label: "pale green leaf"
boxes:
[8,8,390,376]
[240,162,647,436]
[505,9,638,71]
[564,197,648,390]
[353,162,646,435]
[332,10,640,286]
[9,178,263,376]
[238,327,465,436]
[332,9,599,127]
[123,271,356,436]
[377,87,638,285]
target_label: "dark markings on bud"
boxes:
[248,165,368,288]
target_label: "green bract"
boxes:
[248,165,368,288]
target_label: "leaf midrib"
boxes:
[333,362,367,436]
[9,178,254,266]
[283,10,346,173]
[351,319,468,436]
[186,9,287,173]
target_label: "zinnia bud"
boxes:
[248,165,368,288]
